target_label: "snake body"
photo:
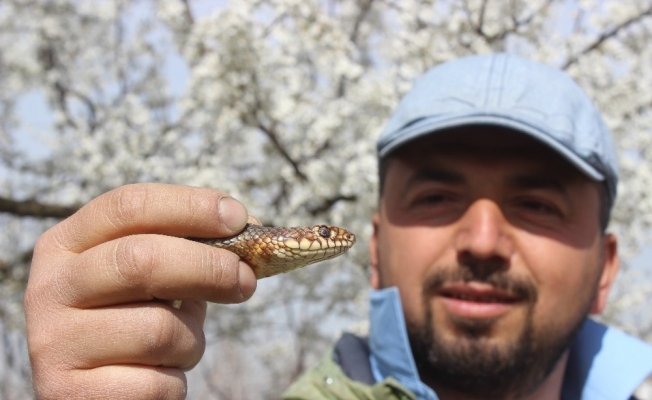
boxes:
[198,224,356,278]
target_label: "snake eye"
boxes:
[318,226,331,238]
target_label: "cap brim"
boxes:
[377,114,605,182]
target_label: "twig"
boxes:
[563,4,652,70]
[307,194,357,216]
[0,197,80,219]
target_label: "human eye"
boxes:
[516,197,562,217]
[407,189,463,216]
[415,193,448,205]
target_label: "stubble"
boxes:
[406,266,591,399]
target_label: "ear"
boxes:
[590,233,619,314]
[369,212,381,290]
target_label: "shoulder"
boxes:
[281,347,373,400]
[563,319,652,400]
[282,333,416,400]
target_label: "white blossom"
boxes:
[1,0,652,397]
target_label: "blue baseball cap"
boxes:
[377,53,619,205]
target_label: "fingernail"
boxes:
[238,261,257,300]
[218,197,248,233]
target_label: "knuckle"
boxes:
[34,368,186,400]
[112,235,157,289]
[207,248,239,290]
[141,369,187,400]
[185,188,202,221]
[29,338,74,399]
[23,285,49,317]
[106,184,150,228]
[26,235,68,309]
[26,328,56,368]
[24,262,47,310]
[180,317,206,370]
[144,307,179,357]
[23,286,37,312]
[200,248,249,303]
[33,377,72,400]
[33,232,52,263]
[186,188,223,230]
[33,227,55,256]
[142,307,205,369]
[35,220,76,256]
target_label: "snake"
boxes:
[196,223,356,278]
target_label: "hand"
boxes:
[24,183,257,399]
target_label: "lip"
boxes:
[437,282,521,320]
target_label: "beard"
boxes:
[405,265,593,399]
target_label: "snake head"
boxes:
[200,224,356,279]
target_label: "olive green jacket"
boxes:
[282,334,416,400]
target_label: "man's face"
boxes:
[369,129,618,398]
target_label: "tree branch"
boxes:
[304,138,332,163]
[510,0,555,32]
[0,249,33,287]
[39,42,98,132]
[350,0,374,44]
[335,0,374,97]
[464,0,555,44]
[256,120,308,182]
[271,178,290,212]
[461,0,481,37]
[563,4,652,70]
[307,194,357,216]
[248,72,308,182]
[477,0,489,34]
[0,197,80,219]
[54,81,98,132]
[180,0,195,25]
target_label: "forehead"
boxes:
[384,126,587,180]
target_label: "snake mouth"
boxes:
[284,238,355,258]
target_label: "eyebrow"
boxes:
[404,168,465,190]
[507,174,569,197]
[406,169,570,192]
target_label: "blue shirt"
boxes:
[368,287,652,400]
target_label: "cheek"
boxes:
[377,221,452,324]
[521,235,601,328]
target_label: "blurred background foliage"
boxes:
[1,0,651,398]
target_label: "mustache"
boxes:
[423,263,538,302]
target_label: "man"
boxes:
[25,54,652,399]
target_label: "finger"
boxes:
[60,234,257,308]
[178,298,207,327]
[61,302,206,370]
[248,214,263,225]
[42,183,249,255]
[34,365,187,400]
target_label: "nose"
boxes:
[454,199,513,270]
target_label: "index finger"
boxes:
[44,183,249,254]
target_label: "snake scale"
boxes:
[196,223,356,278]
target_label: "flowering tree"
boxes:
[1,0,651,398]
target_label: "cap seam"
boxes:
[497,54,507,106]
[483,54,496,107]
